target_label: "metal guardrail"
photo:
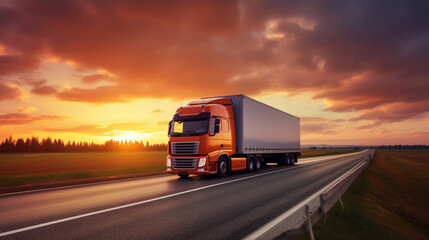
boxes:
[244,149,376,240]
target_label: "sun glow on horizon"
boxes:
[109,131,151,142]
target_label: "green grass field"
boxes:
[0,149,359,188]
[0,151,167,188]
[284,150,429,240]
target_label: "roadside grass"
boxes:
[0,151,167,187]
[0,149,360,188]
[287,150,429,240]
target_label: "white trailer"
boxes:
[203,94,300,156]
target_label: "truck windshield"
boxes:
[170,119,209,137]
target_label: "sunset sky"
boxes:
[0,0,428,145]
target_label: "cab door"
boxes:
[207,116,233,160]
[219,117,232,152]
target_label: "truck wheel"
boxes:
[247,155,255,172]
[254,155,262,171]
[217,156,228,178]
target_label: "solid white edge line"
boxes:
[243,157,368,240]
[298,150,365,164]
[0,150,369,237]
[0,156,337,237]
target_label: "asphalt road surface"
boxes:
[0,150,370,239]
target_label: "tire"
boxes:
[217,156,228,178]
[290,154,296,165]
[178,174,189,178]
[246,155,255,172]
[254,155,262,171]
[287,154,293,165]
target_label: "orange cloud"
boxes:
[44,122,162,136]
[55,85,140,103]
[157,121,169,125]
[0,0,427,125]
[31,85,57,95]
[412,131,429,137]
[0,55,39,75]
[0,83,24,101]
[28,79,58,96]
[0,112,65,126]
[82,74,115,84]
[351,100,429,125]
[300,116,343,135]
[300,116,344,123]
[151,109,163,114]
[301,123,337,135]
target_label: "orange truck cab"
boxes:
[166,95,300,178]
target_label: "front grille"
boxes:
[172,142,199,154]
[173,158,197,169]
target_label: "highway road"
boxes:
[0,150,370,239]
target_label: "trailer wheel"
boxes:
[217,156,228,178]
[290,154,296,165]
[254,155,262,171]
[287,154,293,165]
[246,155,255,172]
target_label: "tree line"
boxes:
[377,145,428,150]
[0,136,167,153]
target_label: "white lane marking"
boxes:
[243,156,369,240]
[0,174,170,197]
[0,150,369,237]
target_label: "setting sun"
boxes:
[110,131,151,142]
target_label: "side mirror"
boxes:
[168,121,172,136]
[210,117,221,136]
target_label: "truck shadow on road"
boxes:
[175,164,296,181]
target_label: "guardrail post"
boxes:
[306,204,315,240]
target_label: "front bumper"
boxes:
[166,155,217,175]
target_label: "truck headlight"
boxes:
[167,157,171,167]
[198,157,207,167]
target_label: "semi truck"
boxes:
[166,94,300,178]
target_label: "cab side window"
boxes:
[210,117,216,135]
[221,118,229,132]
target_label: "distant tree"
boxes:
[0,136,168,153]
[25,138,31,152]
[15,138,26,152]
[42,138,53,152]
[31,137,40,152]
